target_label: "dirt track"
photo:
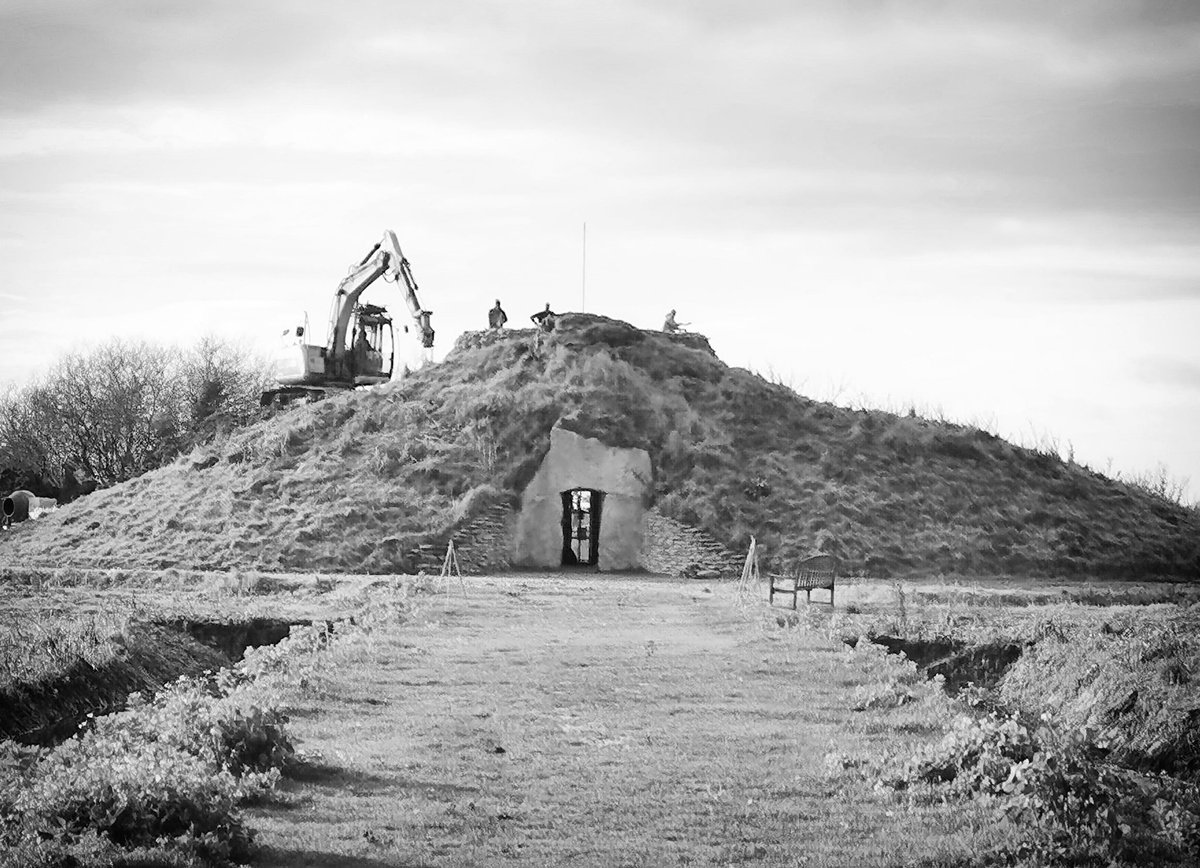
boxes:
[251,575,971,867]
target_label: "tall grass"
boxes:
[0,611,130,690]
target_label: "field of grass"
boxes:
[247,574,998,867]
[3,569,1198,866]
[242,572,1200,866]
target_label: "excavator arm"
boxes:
[330,230,434,355]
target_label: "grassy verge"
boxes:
[0,567,385,693]
[0,568,380,745]
[0,578,417,867]
[0,619,231,744]
[816,578,1200,866]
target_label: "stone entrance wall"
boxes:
[640,507,742,579]
[413,502,740,578]
[408,504,516,575]
[410,428,737,577]
[513,428,652,570]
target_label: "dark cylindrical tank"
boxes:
[2,490,32,522]
[2,490,56,523]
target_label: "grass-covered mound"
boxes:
[1,313,1197,579]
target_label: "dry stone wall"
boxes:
[407,505,515,575]
[641,507,742,579]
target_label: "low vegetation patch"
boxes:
[0,609,133,691]
[880,712,1200,866]
[999,607,1200,778]
[810,580,1200,866]
[0,579,417,868]
[1,676,284,867]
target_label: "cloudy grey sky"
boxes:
[2,0,1198,498]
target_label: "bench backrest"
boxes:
[795,554,838,587]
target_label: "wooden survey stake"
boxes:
[738,536,760,594]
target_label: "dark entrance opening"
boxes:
[561,488,603,567]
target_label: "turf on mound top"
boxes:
[2,313,1197,579]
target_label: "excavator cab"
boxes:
[347,303,394,385]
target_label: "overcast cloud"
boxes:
[1,0,1197,498]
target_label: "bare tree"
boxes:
[24,340,185,486]
[0,383,57,483]
[1,336,271,494]
[178,335,273,445]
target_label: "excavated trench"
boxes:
[0,617,314,746]
[857,636,1199,781]
[157,616,304,661]
[849,635,1027,693]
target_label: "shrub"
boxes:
[1000,725,1200,866]
[0,577,420,868]
[87,676,293,777]
[0,829,211,868]
[0,617,338,867]
[10,740,256,866]
[238,621,338,690]
[883,713,1037,797]
[0,672,287,867]
[881,712,1200,865]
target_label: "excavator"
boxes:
[262,230,434,405]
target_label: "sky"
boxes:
[1,0,1198,500]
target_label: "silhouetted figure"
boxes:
[488,300,508,329]
[531,303,557,332]
[530,304,557,358]
[353,325,372,371]
[663,309,689,333]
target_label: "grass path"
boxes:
[251,576,981,867]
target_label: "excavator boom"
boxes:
[330,230,434,354]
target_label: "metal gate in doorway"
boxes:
[561,488,602,567]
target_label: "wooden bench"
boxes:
[768,554,838,609]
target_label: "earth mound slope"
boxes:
[2,314,1197,579]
